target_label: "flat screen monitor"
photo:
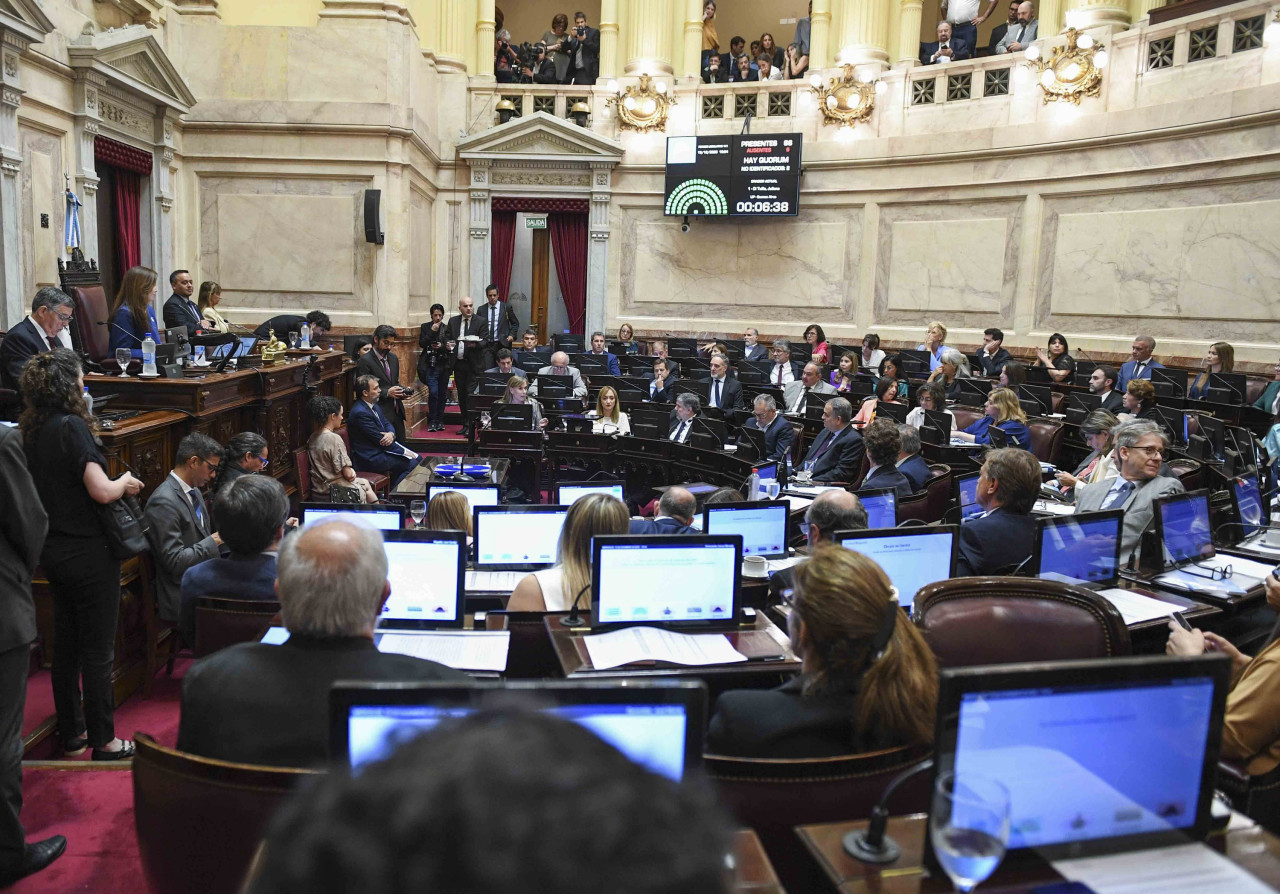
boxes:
[956,472,984,521]
[330,680,707,781]
[875,401,909,424]
[1196,413,1226,461]
[858,487,898,529]
[754,461,781,489]
[1033,510,1123,584]
[209,336,257,359]
[426,484,501,510]
[378,530,466,629]
[591,535,742,628]
[922,409,953,442]
[473,505,569,570]
[1154,490,1215,566]
[930,655,1229,861]
[702,501,789,559]
[556,480,625,505]
[1232,474,1264,540]
[834,527,957,610]
[300,503,406,531]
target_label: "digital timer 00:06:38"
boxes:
[735,201,789,213]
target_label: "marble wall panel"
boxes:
[20,128,63,299]
[409,186,432,306]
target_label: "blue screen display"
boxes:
[839,531,954,608]
[1038,514,1121,583]
[1235,476,1264,538]
[862,491,897,529]
[958,474,983,520]
[1159,494,1213,564]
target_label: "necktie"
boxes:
[188,489,205,531]
[457,323,466,359]
[812,429,839,460]
[1102,480,1134,510]
[775,365,783,386]
[1016,25,1025,42]
[47,336,58,351]
[380,352,391,379]
[793,388,809,414]
[672,421,687,442]
[713,379,722,407]
[489,308,497,340]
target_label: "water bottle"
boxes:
[746,468,761,502]
[299,323,310,349]
[141,335,157,376]
[83,386,94,417]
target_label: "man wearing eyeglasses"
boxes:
[0,288,76,409]
[743,394,794,462]
[1073,419,1184,565]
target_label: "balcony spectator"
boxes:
[520,43,559,84]
[494,29,519,83]
[730,53,758,82]
[565,11,600,86]
[989,0,1020,52]
[757,53,784,81]
[701,1,719,69]
[996,1,1037,54]
[794,1,812,55]
[920,21,972,65]
[783,41,809,79]
[542,14,572,83]
[702,53,729,84]
[943,0,1000,55]
[759,32,785,69]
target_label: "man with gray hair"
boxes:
[896,423,931,492]
[744,393,795,462]
[0,287,75,400]
[769,490,867,601]
[530,351,588,401]
[176,518,466,767]
[769,338,797,387]
[798,397,865,483]
[669,392,701,444]
[1117,334,1164,392]
[742,327,768,362]
[1073,419,1184,565]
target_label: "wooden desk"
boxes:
[796,813,1280,893]
[387,456,511,502]
[734,829,788,894]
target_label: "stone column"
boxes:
[831,0,891,66]
[897,0,923,66]
[468,161,491,300]
[152,111,177,276]
[681,0,703,79]
[1038,0,1064,36]
[1065,0,1129,30]
[71,71,103,274]
[624,0,673,75]
[475,0,496,81]
[0,32,26,329]
[435,0,467,73]
[1128,0,1161,23]
[586,163,613,337]
[810,0,833,69]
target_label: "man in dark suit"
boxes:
[766,489,867,620]
[988,0,1020,52]
[1116,335,1164,392]
[161,269,201,335]
[0,425,65,886]
[799,397,865,483]
[919,21,972,65]
[253,310,331,342]
[144,432,224,624]
[956,448,1041,576]
[703,352,744,411]
[896,424,931,493]
[565,11,600,85]
[348,375,421,488]
[477,284,518,371]
[176,517,467,768]
[858,419,913,498]
[744,395,795,463]
[586,332,621,377]
[742,328,768,362]
[628,487,698,535]
[178,475,290,647]
[444,296,485,430]
[0,288,75,405]
[667,393,701,444]
[355,325,409,444]
[1089,366,1125,415]
[975,327,1013,378]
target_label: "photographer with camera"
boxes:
[494,28,520,83]
[562,11,600,86]
[520,42,559,84]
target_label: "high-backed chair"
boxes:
[896,491,930,524]
[704,745,933,893]
[485,610,565,679]
[1166,457,1203,492]
[334,426,391,497]
[138,551,179,697]
[1028,418,1066,465]
[57,250,113,364]
[293,446,312,503]
[132,734,322,894]
[923,463,952,522]
[951,407,983,431]
[193,597,282,658]
[914,577,1131,667]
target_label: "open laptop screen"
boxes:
[426,484,501,510]
[378,531,465,628]
[556,481,625,504]
[702,501,788,559]
[473,506,568,570]
[957,472,983,521]
[835,527,957,610]
[1233,475,1264,539]
[592,535,741,627]
[1035,510,1123,584]
[859,487,898,529]
[300,503,405,531]
[1156,491,1214,565]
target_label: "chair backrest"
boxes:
[293,446,311,503]
[951,407,983,431]
[1166,457,1203,492]
[193,597,282,658]
[132,733,322,894]
[896,491,930,524]
[914,576,1131,667]
[705,744,933,892]
[336,425,352,453]
[485,610,564,678]
[1028,419,1065,464]
[58,251,111,361]
[920,463,953,522]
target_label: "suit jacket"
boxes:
[1074,474,1186,565]
[801,426,865,483]
[176,634,468,768]
[347,400,401,469]
[443,314,486,373]
[563,25,600,84]
[703,375,744,412]
[178,552,278,647]
[1099,390,1125,415]
[162,293,203,335]
[898,454,931,493]
[355,349,405,423]
[253,314,307,340]
[586,351,621,377]
[919,36,972,65]
[531,366,588,400]
[976,346,1013,378]
[476,300,518,354]
[109,304,162,360]
[1117,359,1165,392]
[144,474,220,622]
[743,343,768,362]
[628,516,698,536]
[0,317,53,394]
[708,676,889,758]
[744,414,795,462]
[0,425,47,653]
[783,379,837,415]
[860,465,914,499]
[956,507,1037,576]
[646,379,675,404]
[989,21,1010,51]
[997,19,1038,53]
[1253,381,1280,415]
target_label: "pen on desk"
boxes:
[759,655,788,662]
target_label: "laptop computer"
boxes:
[490,402,534,431]
[1151,490,1274,599]
[1032,509,1125,586]
[555,479,625,504]
[209,335,257,360]
[472,505,568,570]
[591,535,742,629]
[376,530,466,629]
[300,502,406,531]
[956,471,984,521]
[702,500,789,559]
[834,526,957,613]
[927,654,1230,866]
[425,483,500,510]
[858,486,898,529]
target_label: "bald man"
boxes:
[629,487,699,535]
[445,297,486,431]
[530,351,588,400]
[768,490,868,602]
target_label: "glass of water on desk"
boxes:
[409,499,426,529]
[930,772,1010,893]
[115,348,131,377]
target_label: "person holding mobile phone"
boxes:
[1167,571,1280,776]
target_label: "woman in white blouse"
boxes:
[197,280,229,333]
[508,494,629,611]
[588,386,631,435]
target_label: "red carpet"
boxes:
[21,671,55,743]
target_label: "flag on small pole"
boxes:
[64,176,82,252]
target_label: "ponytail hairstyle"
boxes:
[215,431,268,493]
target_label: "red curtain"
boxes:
[549,213,588,336]
[113,169,141,273]
[490,210,516,301]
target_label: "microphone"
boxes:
[96,319,143,344]
[843,758,934,863]
[563,582,592,628]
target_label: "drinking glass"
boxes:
[409,500,426,529]
[930,772,1011,893]
[115,348,132,377]
[288,332,300,349]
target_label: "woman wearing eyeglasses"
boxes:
[212,432,269,497]
[706,545,937,758]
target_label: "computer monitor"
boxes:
[1154,490,1215,566]
[591,535,742,628]
[1033,510,1123,585]
[834,527,957,610]
[1018,384,1053,416]
[490,402,534,431]
[300,503,406,531]
[472,505,568,570]
[1231,474,1264,540]
[378,530,466,628]
[858,487,898,529]
[956,472,984,521]
[702,501,789,559]
[1155,406,1189,447]
[209,336,257,359]
[426,484,501,510]
[1207,372,1248,405]
[875,401,909,424]
[1195,413,1226,462]
[922,409,952,443]
[556,479,625,504]
[929,655,1229,861]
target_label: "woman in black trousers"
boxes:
[418,303,452,432]
[20,349,143,760]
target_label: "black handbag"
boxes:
[98,493,150,559]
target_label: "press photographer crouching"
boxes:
[519,42,559,84]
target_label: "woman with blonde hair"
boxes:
[916,320,950,372]
[588,385,631,435]
[1189,341,1234,400]
[508,494,629,612]
[616,322,640,355]
[197,281,228,334]
[425,490,472,539]
[108,265,161,360]
[953,387,1031,449]
[708,545,938,757]
[493,375,546,430]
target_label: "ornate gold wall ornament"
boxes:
[605,74,674,133]
[1025,29,1108,106]
[808,65,884,128]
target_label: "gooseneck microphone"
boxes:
[843,758,935,863]
[96,319,144,344]
[563,582,593,628]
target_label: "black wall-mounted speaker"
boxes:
[364,189,384,245]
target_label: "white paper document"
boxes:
[1095,588,1182,625]
[465,570,521,592]
[781,494,814,513]
[583,626,748,670]
[377,631,511,672]
[1153,568,1252,597]
[1051,842,1278,894]
[1236,536,1280,558]
[1034,499,1076,516]
[767,555,806,573]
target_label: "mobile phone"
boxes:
[1174,611,1194,632]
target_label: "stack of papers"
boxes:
[465,570,521,592]
[1052,842,1277,893]
[1095,588,1182,625]
[1154,555,1270,597]
[785,484,843,497]
[377,631,510,672]
[766,555,805,573]
[582,627,748,670]
[1033,499,1076,516]
[780,494,814,513]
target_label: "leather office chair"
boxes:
[138,551,179,697]
[334,425,391,497]
[57,250,114,365]
[132,734,322,894]
[1218,759,1280,834]
[895,491,929,524]
[951,407,983,431]
[193,597,282,658]
[1246,378,1267,406]
[923,464,952,523]
[1166,457,1203,492]
[914,577,1131,667]
[704,744,933,893]
[293,446,312,503]
[1028,419,1066,465]
[485,610,565,678]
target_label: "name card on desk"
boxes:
[583,627,749,670]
